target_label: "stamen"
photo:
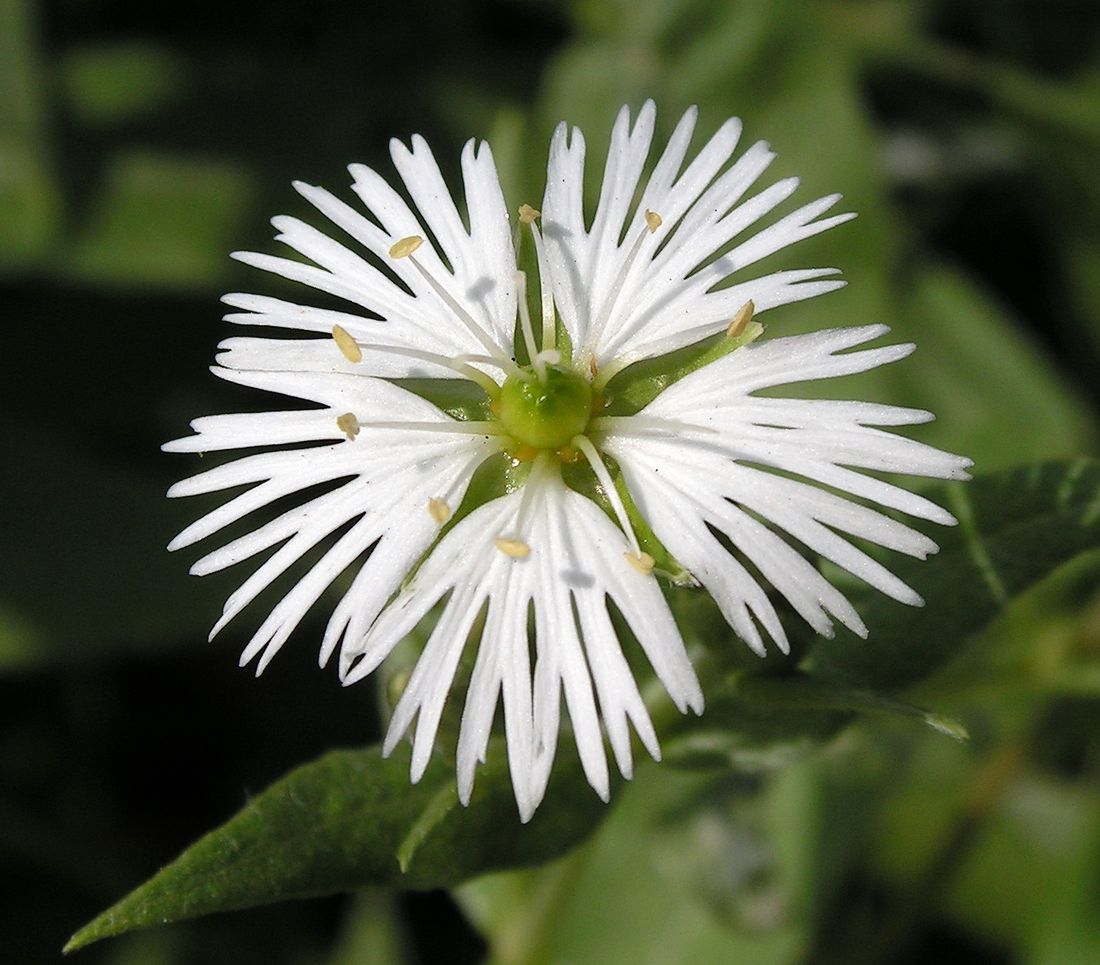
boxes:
[583,209,663,362]
[518,203,540,224]
[336,412,360,440]
[428,497,452,524]
[522,215,557,352]
[726,300,755,338]
[454,353,525,374]
[625,551,655,574]
[571,434,641,556]
[389,237,509,363]
[332,324,363,363]
[591,357,627,392]
[494,538,530,558]
[389,235,424,259]
[515,270,546,381]
[355,342,502,398]
[359,419,508,437]
[589,415,719,436]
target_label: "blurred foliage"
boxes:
[3,0,1100,963]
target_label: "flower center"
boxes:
[497,365,593,450]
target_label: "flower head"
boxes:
[167,102,971,820]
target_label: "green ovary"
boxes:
[497,365,594,450]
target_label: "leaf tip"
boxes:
[62,921,105,955]
[924,713,969,742]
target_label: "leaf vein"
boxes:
[946,484,1008,605]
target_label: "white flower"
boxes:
[166,101,971,820]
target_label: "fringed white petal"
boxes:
[343,459,701,821]
[224,138,515,378]
[165,377,497,671]
[602,326,973,653]
[540,100,853,367]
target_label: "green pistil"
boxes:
[497,365,593,450]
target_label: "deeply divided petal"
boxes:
[540,100,854,369]
[344,460,702,821]
[601,326,972,653]
[223,138,515,380]
[165,376,498,673]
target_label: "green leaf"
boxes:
[65,742,609,952]
[660,671,965,773]
[892,264,1096,468]
[59,43,187,127]
[65,668,958,951]
[64,152,255,289]
[811,460,1100,691]
[457,763,812,965]
[0,0,60,267]
[66,460,1100,951]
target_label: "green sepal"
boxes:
[600,321,764,417]
[386,377,492,422]
[398,452,529,591]
[560,455,693,585]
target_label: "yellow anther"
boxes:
[494,537,531,559]
[644,209,663,233]
[726,300,756,338]
[624,551,655,574]
[331,324,362,363]
[589,356,599,379]
[336,412,360,441]
[518,203,541,224]
[389,235,423,259]
[427,497,452,525]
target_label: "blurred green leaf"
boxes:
[65,152,255,289]
[893,263,1095,467]
[60,43,187,127]
[0,0,59,266]
[950,775,1100,960]
[812,459,1100,690]
[458,762,811,965]
[326,890,415,965]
